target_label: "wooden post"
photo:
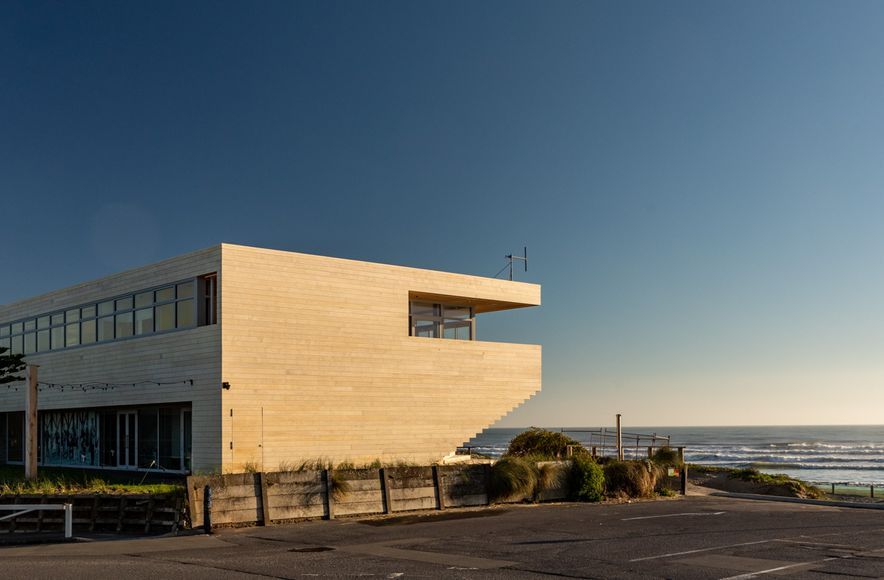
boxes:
[380,468,393,514]
[432,465,445,510]
[203,486,212,534]
[616,414,623,461]
[258,472,271,525]
[25,364,39,481]
[647,447,653,459]
[324,469,335,520]
[677,446,685,465]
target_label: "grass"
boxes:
[0,465,183,495]
[603,460,661,498]
[727,468,825,499]
[276,458,411,472]
[689,464,825,499]
[488,456,539,501]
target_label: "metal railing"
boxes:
[561,428,673,460]
[0,503,73,538]
[817,483,879,499]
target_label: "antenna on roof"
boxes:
[504,246,528,281]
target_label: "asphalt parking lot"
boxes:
[2,494,883,579]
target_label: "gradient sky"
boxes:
[3,1,884,427]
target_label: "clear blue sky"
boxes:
[3,1,884,427]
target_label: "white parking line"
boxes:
[629,540,771,562]
[717,556,842,580]
[630,525,884,563]
[623,511,725,521]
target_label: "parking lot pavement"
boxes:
[2,495,883,579]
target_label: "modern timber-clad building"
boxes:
[0,244,541,474]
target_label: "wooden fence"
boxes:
[187,464,495,528]
[0,493,184,535]
[186,461,684,529]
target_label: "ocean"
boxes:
[465,425,884,486]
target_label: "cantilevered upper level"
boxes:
[0,244,541,473]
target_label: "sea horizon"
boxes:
[467,424,884,486]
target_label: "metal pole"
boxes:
[64,503,73,539]
[203,485,213,534]
[25,364,39,481]
[616,414,623,461]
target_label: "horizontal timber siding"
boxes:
[0,247,222,472]
[220,244,541,472]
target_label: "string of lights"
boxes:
[3,379,194,392]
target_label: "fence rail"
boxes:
[0,503,72,538]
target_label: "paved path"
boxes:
[2,495,884,578]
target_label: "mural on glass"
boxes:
[41,410,99,466]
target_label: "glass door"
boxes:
[117,411,137,468]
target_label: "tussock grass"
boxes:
[489,457,538,501]
[604,460,660,498]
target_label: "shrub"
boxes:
[568,455,604,502]
[604,460,659,498]
[650,446,680,466]
[506,428,584,459]
[489,457,538,501]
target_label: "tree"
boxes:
[0,346,25,384]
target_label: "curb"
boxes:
[709,491,884,510]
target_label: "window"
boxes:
[137,409,158,469]
[156,303,174,332]
[7,412,23,462]
[115,312,133,338]
[50,326,64,350]
[409,301,475,340]
[200,274,218,325]
[65,323,80,347]
[98,316,114,341]
[81,319,96,344]
[156,287,174,302]
[0,274,216,354]
[176,300,194,328]
[135,308,154,335]
[134,292,152,309]
[37,329,50,352]
[24,333,36,354]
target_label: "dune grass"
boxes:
[727,467,825,499]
